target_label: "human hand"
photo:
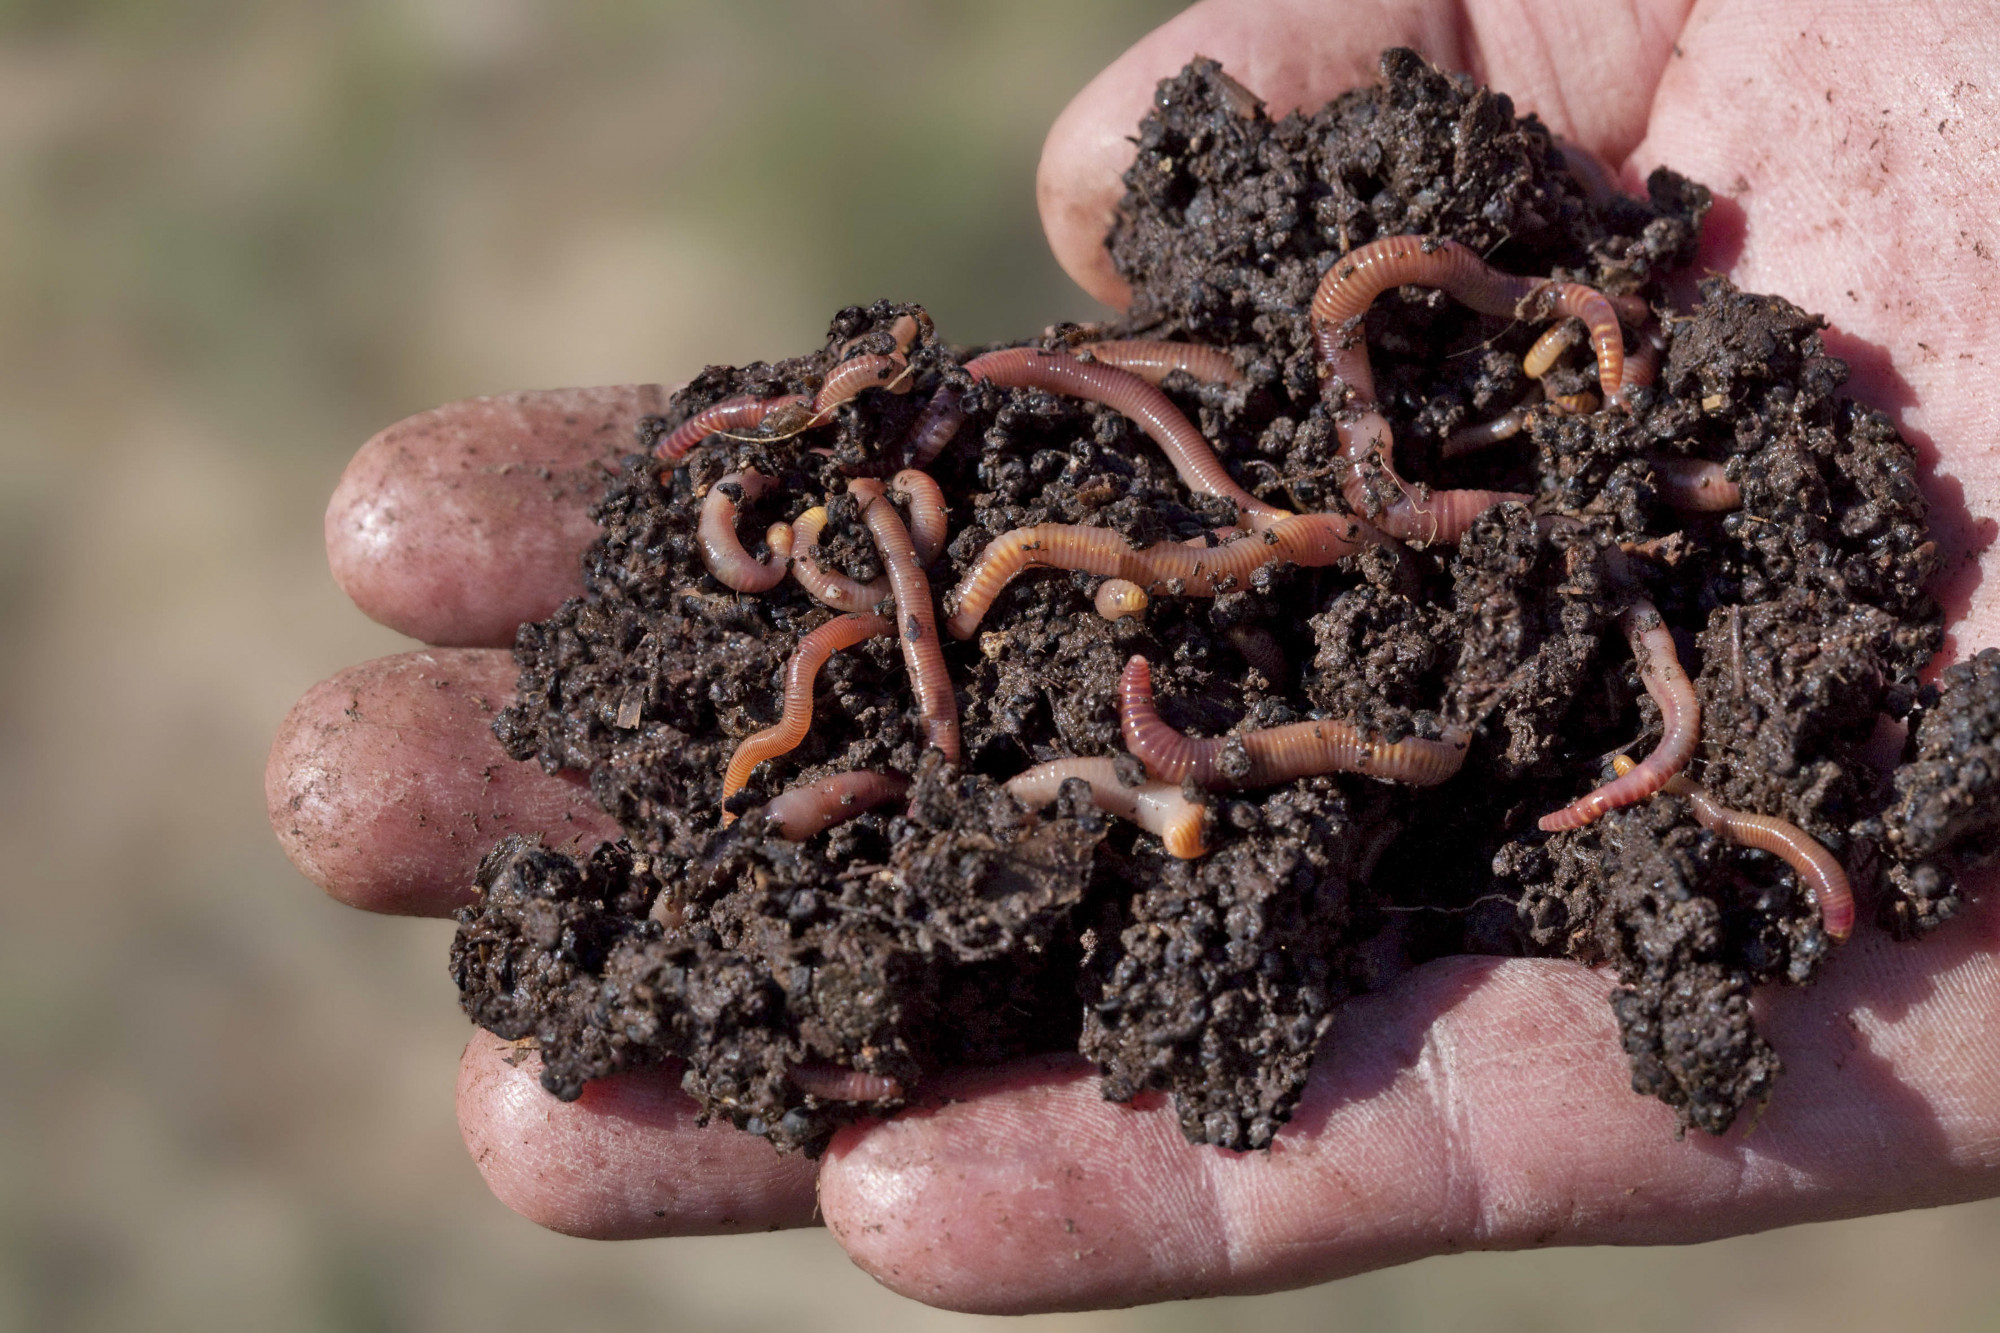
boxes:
[266,0,2000,1314]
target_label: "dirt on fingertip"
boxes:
[446,50,1988,1155]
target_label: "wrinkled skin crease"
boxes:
[274,0,2000,1317]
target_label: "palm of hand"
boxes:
[267,0,2000,1313]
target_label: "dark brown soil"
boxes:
[450,51,1994,1154]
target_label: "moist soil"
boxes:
[452,51,2000,1153]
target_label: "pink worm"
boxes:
[788,1060,905,1102]
[655,393,809,463]
[1649,457,1741,512]
[1004,756,1208,859]
[904,387,965,466]
[1077,339,1243,387]
[1311,236,1635,545]
[721,613,893,813]
[852,478,961,763]
[1093,578,1149,621]
[962,347,1290,528]
[698,470,794,593]
[889,468,949,565]
[1118,655,1468,789]
[756,770,911,842]
[789,506,890,613]
[1539,600,1700,831]
[1611,756,1855,941]
[944,513,1377,639]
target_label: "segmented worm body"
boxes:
[962,347,1288,527]
[721,613,893,813]
[1539,601,1699,831]
[1623,319,1666,392]
[814,353,911,415]
[698,470,794,592]
[1311,236,1637,545]
[1611,756,1854,940]
[756,769,911,842]
[1093,578,1149,621]
[852,478,961,763]
[1225,625,1287,683]
[890,468,949,564]
[790,506,891,612]
[1442,394,1537,458]
[905,387,965,466]
[788,1061,905,1102]
[1078,339,1243,387]
[1119,656,1469,788]
[1523,320,1585,379]
[1649,456,1741,511]
[1004,755,1208,858]
[944,513,1376,639]
[655,393,810,462]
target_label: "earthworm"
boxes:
[1310,236,1628,404]
[813,353,912,416]
[889,468,949,565]
[1539,600,1699,831]
[1523,319,1585,379]
[1094,578,1149,621]
[1004,755,1208,858]
[655,393,810,462]
[944,513,1376,639]
[904,387,966,466]
[1623,319,1667,392]
[1554,136,1617,207]
[1119,655,1469,788]
[721,612,893,813]
[756,769,911,841]
[1078,339,1243,387]
[1648,456,1741,511]
[1225,625,1287,683]
[1610,756,1854,940]
[852,478,961,763]
[1441,388,1539,458]
[1545,390,1601,416]
[788,1060,905,1102]
[698,470,794,593]
[790,506,891,612]
[962,347,1289,527]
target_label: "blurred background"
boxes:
[4,2,2000,1329]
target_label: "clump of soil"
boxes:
[452,50,1991,1154]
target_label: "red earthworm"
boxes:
[1311,236,1628,404]
[833,312,920,360]
[1093,578,1149,621]
[1553,136,1618,207]
[756,769,911,842]
[721,613,893,815]
[1611,756,1854,940]
[698,470,794,593]
[1539,600,1699,831]
[790,506,891,612]
[813,353,913,416]
[655,393,811,462]
[852,478,961,763]
[904,387,966,466]
[963,347,1289,528]
[1441,387,1540,459]
[1523,319,1585,379]
[1225,625,1287,683]
[788,1060,905,1102]
[1545,389,1601,416]
[1648,456,1741,512]
[1119,655,1468,788]
[1621,318,1667,392]
[1004,755,1208,858]
[944,512,1377,639]
[1077,339,1243,387]
[889,468,949,565]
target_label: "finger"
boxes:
[266,649,620,917]
[327,385,669,648]
[819,903,2000,1314]
[456,1029,820,1239]
[1036,0,1689,307]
